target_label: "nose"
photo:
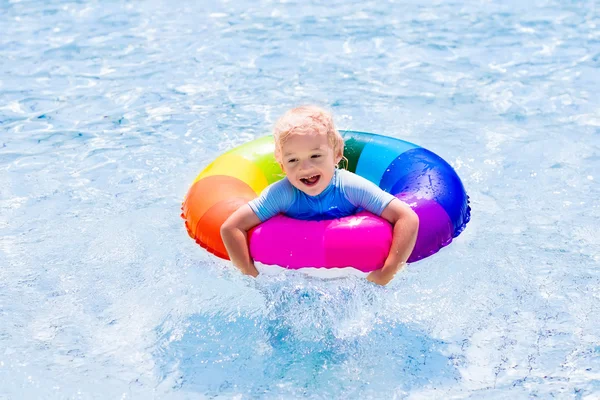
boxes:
[299,158,311,170]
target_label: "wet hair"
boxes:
[273,105,345,164]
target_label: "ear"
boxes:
[335,137,345,162]
[275,156,285,173]
[274,148,284,171]
[334,146,344,164]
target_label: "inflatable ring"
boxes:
[182,131,470,272]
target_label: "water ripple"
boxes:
[1,0,599,398]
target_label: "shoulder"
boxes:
[257,177,296,208]
[248,177,296,222]
[264,177,294,197]
[338,169,396,215]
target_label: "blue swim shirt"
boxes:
[248,169,396,222]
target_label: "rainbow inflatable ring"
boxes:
[182,131,470,273]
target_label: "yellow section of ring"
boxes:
[193,153,269,195]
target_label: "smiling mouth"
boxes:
[300,174,321,186]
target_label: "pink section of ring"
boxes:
[249,211,392,272]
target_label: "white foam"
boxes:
[255,262,368,279]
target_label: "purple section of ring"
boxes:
[396,193,454,263]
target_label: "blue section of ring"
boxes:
[355,134,419,185]
[380,147,470,233]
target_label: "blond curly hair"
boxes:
[273,105,345,164]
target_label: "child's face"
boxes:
[279,132,341,196]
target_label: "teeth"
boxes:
[300,175,319,184]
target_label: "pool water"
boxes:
[1,0,599,398]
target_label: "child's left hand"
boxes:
[366,262,405,286]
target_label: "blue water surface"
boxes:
[1,0,599,398]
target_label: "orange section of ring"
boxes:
[182,175,257,259]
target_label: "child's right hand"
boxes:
[220,204,262,277]
[241,263,259,277]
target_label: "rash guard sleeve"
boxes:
[248,178,295,222]
[340,169,396,216]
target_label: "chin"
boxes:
[296,183,324,196]
[307,187,325,196]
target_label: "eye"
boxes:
[311,154,322,159]
[287,158,298,163]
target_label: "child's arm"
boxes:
[339,170,419,285]
[221,178,294,277]
[220,205,262,277]
[367,199,419,286]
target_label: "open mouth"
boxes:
[300,174,320,187]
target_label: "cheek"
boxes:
[317,156,333,167]
[281,163,297,174]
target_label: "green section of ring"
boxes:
[224,135,282,185]
[343,130,421,186]
[339,130,368,173]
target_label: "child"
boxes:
[220,106,419,286]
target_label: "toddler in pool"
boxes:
[220,106,419,286]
